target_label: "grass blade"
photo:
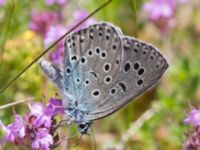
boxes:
[0,97,34,109]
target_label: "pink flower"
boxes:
[143,0,188,33]
[34,115,52,129]
[183,107,200,150]
[28,98,64,128]
[48,45,64,64]
[143,0,176,21]
[44,25,66,47]
[33,98,64,128]
[44,25,67,64]
[73,10,97,26]
[1,97,64,149]
[143,0,176,33]
[45,0,67,5]
[184,108,200,127]
[5,114,25,143]
[45,97,65,116]
[0,0,4,6]
[29,103,44,117]
[32,129,53,150]
[184,129,200,150]
[29,11,58,36]
[70,10,97,32]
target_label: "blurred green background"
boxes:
[0,0,200,150]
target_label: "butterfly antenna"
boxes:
[55,119,81,140]
[69,133,83,149]
[56,119,72,128]
[0,0,114,93]
[54,122,82,149]
[41,94,46,104]
[50,132,80,149]
[90,127,97,150]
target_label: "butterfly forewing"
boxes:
[63,23,123,111]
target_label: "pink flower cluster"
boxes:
[143,0,188,33]
[30,11,58,37]
[29,1,96,64]
[68,10,97,32]
[29,11,67,64]
[45,0,67,6]
[0,0,4,6]
[1,98,64,150]
[183,108,200,150]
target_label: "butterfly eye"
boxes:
[79,123,87,130]
[78,122,91,134]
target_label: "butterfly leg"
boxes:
[39,58,64,92]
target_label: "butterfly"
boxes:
[39,22,168,134]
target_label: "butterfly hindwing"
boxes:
[83,36,168,121]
